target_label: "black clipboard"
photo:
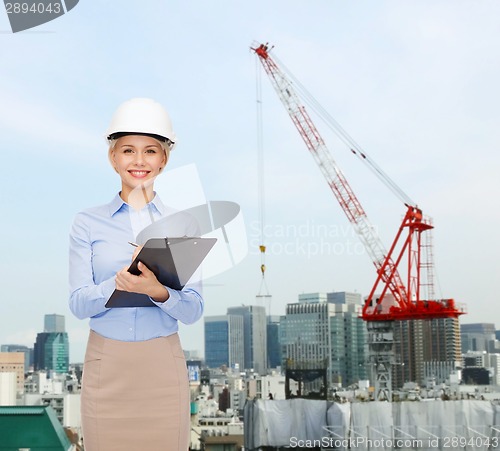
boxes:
[105,237,217,308]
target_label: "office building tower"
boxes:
[298,293,327,304]
[281,292,368,387]
[487,354,500,385]
[461,323,497,353]
[204,315,244,370]
[227,305,267,374]
[267,316,282,369]
[393,317,461,387]
[44,314,65,333]
[34,315,69,373]
[327,292,362,306]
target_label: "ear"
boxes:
[108,148,119,173]
[161,149,168,168]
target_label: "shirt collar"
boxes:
[149,194,167,216]
[108,192,167,217]
[109,193,126,216]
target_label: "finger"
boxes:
[117,265,129,275]
[115,267,135,290]
[137,261,153,276]
[115,267,128,282]
[115,273,129,290]
[132,245,143,261]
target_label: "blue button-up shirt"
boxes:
[68,193,204,341]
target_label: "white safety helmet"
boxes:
[106,97,177,149]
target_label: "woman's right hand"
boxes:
[115,262,169,303]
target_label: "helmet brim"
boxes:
[107,131,174,148]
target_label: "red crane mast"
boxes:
[252,43,464,322]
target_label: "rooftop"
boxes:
[0,405,71,450]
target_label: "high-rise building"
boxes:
[44,314,65,333]
[227,306,267,374]
[281,292,368,388]
[204,315,244,370]
[461,323,497,353]
[298,293,327,304]
[267,316,281,369]
[327,292,362,306]
[332,305,368,385]
[487,353,500,385]
[33,315,69,374]
[393,317,461,387]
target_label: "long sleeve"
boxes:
[68,213,114,319]
[152,282,204,325]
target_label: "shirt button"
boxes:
[129,328,133,331]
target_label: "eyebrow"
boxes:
[119,144,161,149]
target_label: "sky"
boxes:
[0,0,499,363]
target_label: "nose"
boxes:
[133,152,145,166]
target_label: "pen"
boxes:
[128,241,139,247]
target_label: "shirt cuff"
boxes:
[151,287,181,311]
[100,276,116,302]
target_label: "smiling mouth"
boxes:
[128,170,150,178]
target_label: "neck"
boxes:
[120,184,155,210]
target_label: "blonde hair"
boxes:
[108,136,170,174]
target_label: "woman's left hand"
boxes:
[115,261,170,303]
[131,244,143,261]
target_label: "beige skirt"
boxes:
[81,330,189,451]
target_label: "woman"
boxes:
[69,98,202,450]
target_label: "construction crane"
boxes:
[252,42,465,400]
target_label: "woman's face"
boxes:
[110,135,167,196]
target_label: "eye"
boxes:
[145,148,158,154]
[122,148,134,154]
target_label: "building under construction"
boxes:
[393,317,462,388]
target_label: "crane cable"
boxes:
[271,57,446,299]
[272,54,416,208]
[255,56,271,300]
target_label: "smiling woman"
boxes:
[68,98,201,451]
[109,135,168,209]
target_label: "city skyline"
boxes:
[5,305,500,368]
[1,1,499,363]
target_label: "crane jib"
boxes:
[252,42,464,322]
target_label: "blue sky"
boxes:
[1,1,499,362]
